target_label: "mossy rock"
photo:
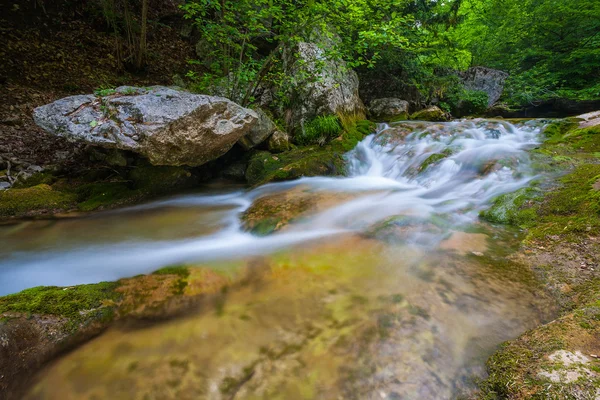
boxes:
[244,125,373,186]
[478,294,600,399]
[418,153,449,173]
[0,184,77,217]
[245,148,346,186]
[75,182,143,212]
[480,187,543,227]
[11,172,57,189]
[241,189,353,234]
[0,281,121,329]
[128,162,196,194]
[410,106,449,122]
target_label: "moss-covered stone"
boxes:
[475,117,600,398]
[244,122,374,186]
[75,182,142,211]
[478,296,600,400]
[417,152,450,173]
[410,106,448,122]
[241,189,354,234]
[245,148,347,186]
[0,282,121,328]
[0,160,201,218]
[480,187,542,227]
[0,184,77,217]
[11,172,57,189]
[128,162,196,194]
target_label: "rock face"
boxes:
[238,108,277,150]
[33,86,258,167]
[410,106,449,122]
[284,33,364,132]
[460,67,509,107]
[368,98,409,121]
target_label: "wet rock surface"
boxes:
[368,98,409,122]
[33,86,258,167]
[17,236,553,400]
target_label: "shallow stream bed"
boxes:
[1,120,557,399]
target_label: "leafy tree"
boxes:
[454,0,600,105]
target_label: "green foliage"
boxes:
[454,0,600,106]
[296,115,342,146]
[447,89,489,116]
[94,87,117,97]
[181,0,464,108]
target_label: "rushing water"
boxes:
[2,119,555,399]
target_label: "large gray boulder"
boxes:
[284,33,364,132]
[460,67,509,107]
[369,98,410,121]
[237,108,277,150]
[33,86,258,167]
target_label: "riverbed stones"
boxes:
[33,86,258,167]
[368,98,410,121]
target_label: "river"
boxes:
[1,119,556,399]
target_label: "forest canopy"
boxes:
[177,0,600,109]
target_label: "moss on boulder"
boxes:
[245,120,375,186]
[0,162,199,218]
[0,184,77,217]
[0,282,120,328]
[480,187,542,227]
[410,106,449,122]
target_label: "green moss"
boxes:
[248,217,280,236]
[541,119,579,139]
[245,148,347,186]
[410,107,447,122]
[152,265,190,278]
[12,172,58,189]
[128,162,196,194]
[75,182,142,212]
[0,184,77,217]
[525,164,600,240]
[0,282,120,325]
[480,187,543,227]
[153,265,190,295]
[245,118,375,186]
[418,153,448,173]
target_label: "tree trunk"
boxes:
[135,0,149,70]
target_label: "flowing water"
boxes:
[1,119,555,399]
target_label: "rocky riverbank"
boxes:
[476,112,600,399]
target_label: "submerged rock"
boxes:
[368,98,409,122]
[33,86,258,167]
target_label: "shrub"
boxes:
[296,115,342,146]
